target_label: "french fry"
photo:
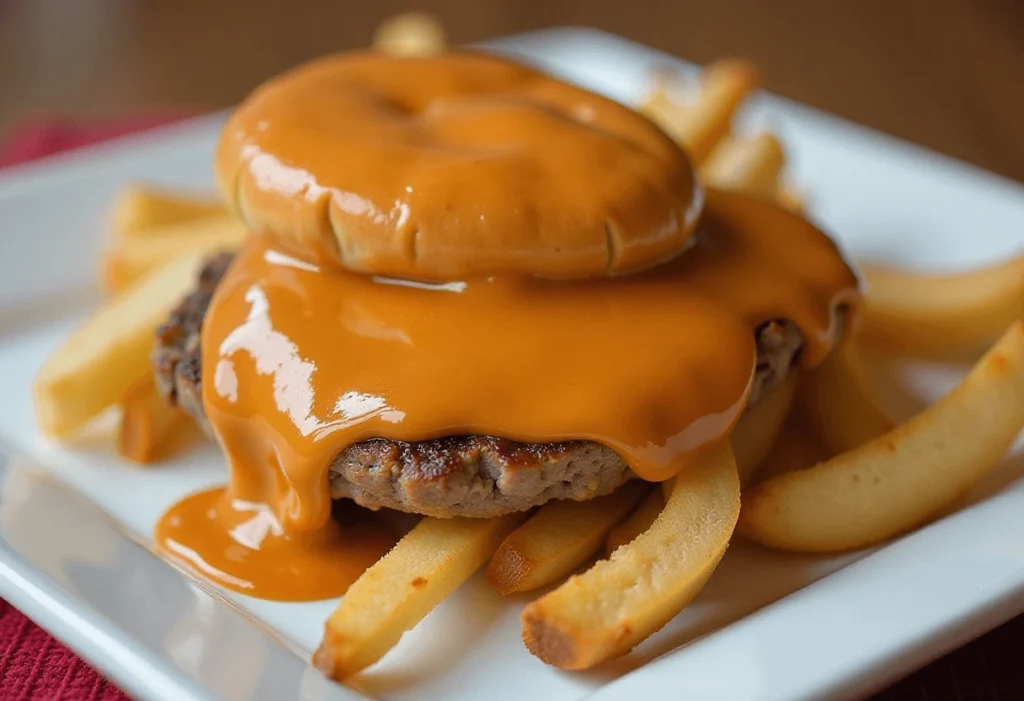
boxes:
[642,60,760,164]
[111,184,225,238]
[798,341,895,455]
[486,482,648,595]
[522,442,740,669]
[605,489,664,555]
[315,514,521,680]
[103,216,246,293]
[776,184,806,214]
[739,322,1024,553]
[641,81,694,140]
[752,407,830,484]
[34,250,208,437]
[372,11,447,57]
[858,255,1024,358]
[731,373,798,485]
[658,373,794,520]
[701,133,786,200]
[117,374,189,464]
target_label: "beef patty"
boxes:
[153,253,804,518]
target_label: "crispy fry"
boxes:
[486,482,648,595]
[605,489,664,555]
[643,60,759,164]
[522,442,739,669]
[315,514,521,680]
[731,373,797,485]
[858,255,1024,358]
[111,184,225,238]
[740,322,1024,553]
[103,216,246,293]
[701,133,785,200]
[34,250,208,437]
[117,374,189,464]
[372,11,447,57]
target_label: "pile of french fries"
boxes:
[34,186,240,462]
[31,11,1024,685]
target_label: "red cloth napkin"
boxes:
[0,115,188,699]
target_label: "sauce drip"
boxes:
[156,488,397,601]
[155,190,857,601]
[156,52,859,602]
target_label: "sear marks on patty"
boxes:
[152,253,804,518]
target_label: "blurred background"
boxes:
[1,0,1022,181]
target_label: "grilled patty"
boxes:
[153,252,803,518]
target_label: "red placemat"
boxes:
[0,602,128,701]
[0,114,188,700]
[0,116,186,169]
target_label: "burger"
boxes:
[151,51,858,608]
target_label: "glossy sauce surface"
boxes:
[157,52,859,602]
[153,189,858,601]
[156,488,397,601]
[215,51,702,280]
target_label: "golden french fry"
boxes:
[486,482,648,595]
[111,184,225,238]
[858,255,1024,358]
[686,60,760,161]
[103,216,246,294]
[740,322,1024,553]
[798,341,895,455]
[315,514,521,680]
[776,184,805,214]
[522,442,740,669]
[643,60,759,164]
[751,408,830,484]
[731,373,798,485]
[605,489,664,555]
[372,12,447,57]
[701,133,785,200]
[35,250,209,437]
[659,372,794,511]
[641,81,694,137]
[117,374,189,464]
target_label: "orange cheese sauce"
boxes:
[215,51,701,280]
[155,52,859,602]
[156,191,857,601]
[156,487,397,601]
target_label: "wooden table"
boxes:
[2,1,1023,698]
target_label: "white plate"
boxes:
[0,27,1022,701]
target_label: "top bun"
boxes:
[215,51,701,280]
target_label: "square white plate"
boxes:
[0,27,1023,701]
